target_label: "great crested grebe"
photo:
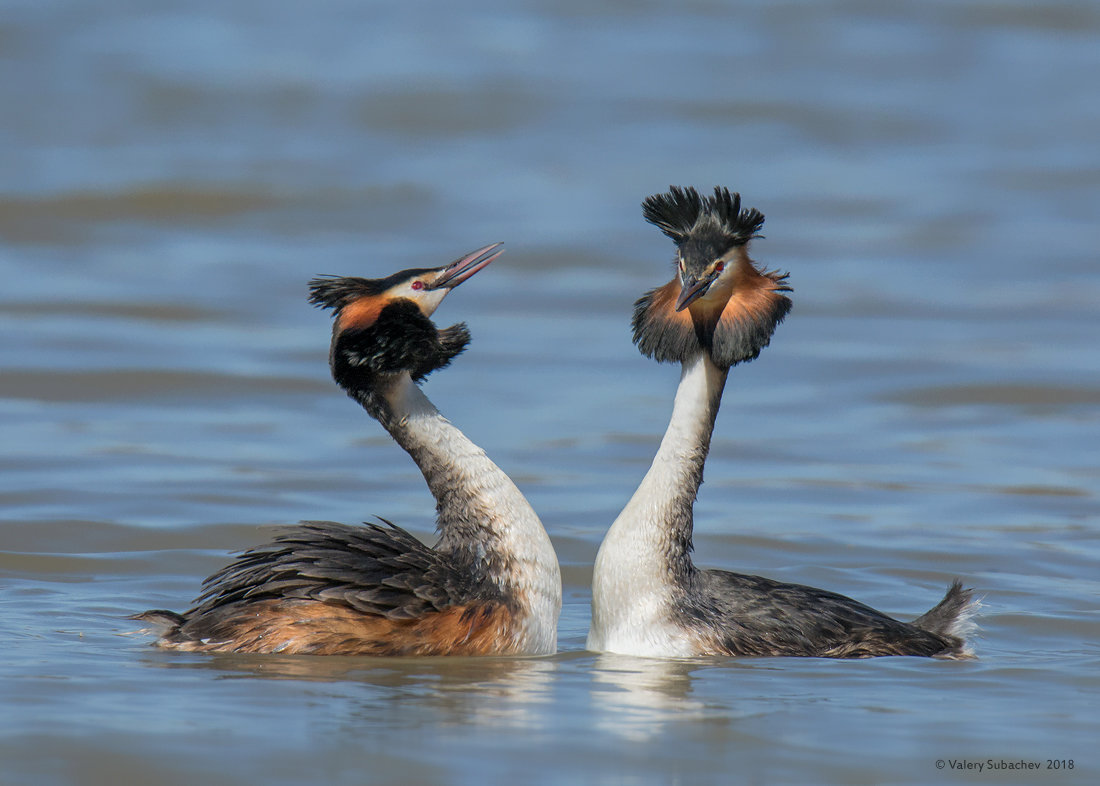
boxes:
[587,187,977,658]
[134,243,561,656]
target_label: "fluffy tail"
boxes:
[911,580,981,657]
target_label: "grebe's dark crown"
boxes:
[642,186,765,248]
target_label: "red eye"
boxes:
[411,281,424,291]
[715,262,725,273]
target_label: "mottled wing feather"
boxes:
[688,571,963,658]
[189,520,492,621]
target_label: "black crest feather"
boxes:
[642,186,765,246]
[308,276,383,311]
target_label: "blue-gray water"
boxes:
[2,1,1098,784]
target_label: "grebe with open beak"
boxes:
[134,244,561,656]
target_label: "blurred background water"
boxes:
[1,1,1098,784]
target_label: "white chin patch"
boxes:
[388,282,449,316]
[418,289,449,316]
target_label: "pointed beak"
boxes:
[427,242,504,291]
[675,271,717,311]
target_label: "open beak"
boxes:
[675,272,717,311]
[427,242,504,290]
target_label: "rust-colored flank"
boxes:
[160,600,520,656]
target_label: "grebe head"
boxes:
[309,242,503,321]
[308,243,503,389]
[633,187,792,368]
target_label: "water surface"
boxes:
[2,1,1098,784]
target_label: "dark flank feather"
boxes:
[679,571,975,658]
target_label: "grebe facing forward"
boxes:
[135,243,561,656]
[588,187,977,658]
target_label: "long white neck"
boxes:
[378,375,561,654]
[588,353,727,654]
